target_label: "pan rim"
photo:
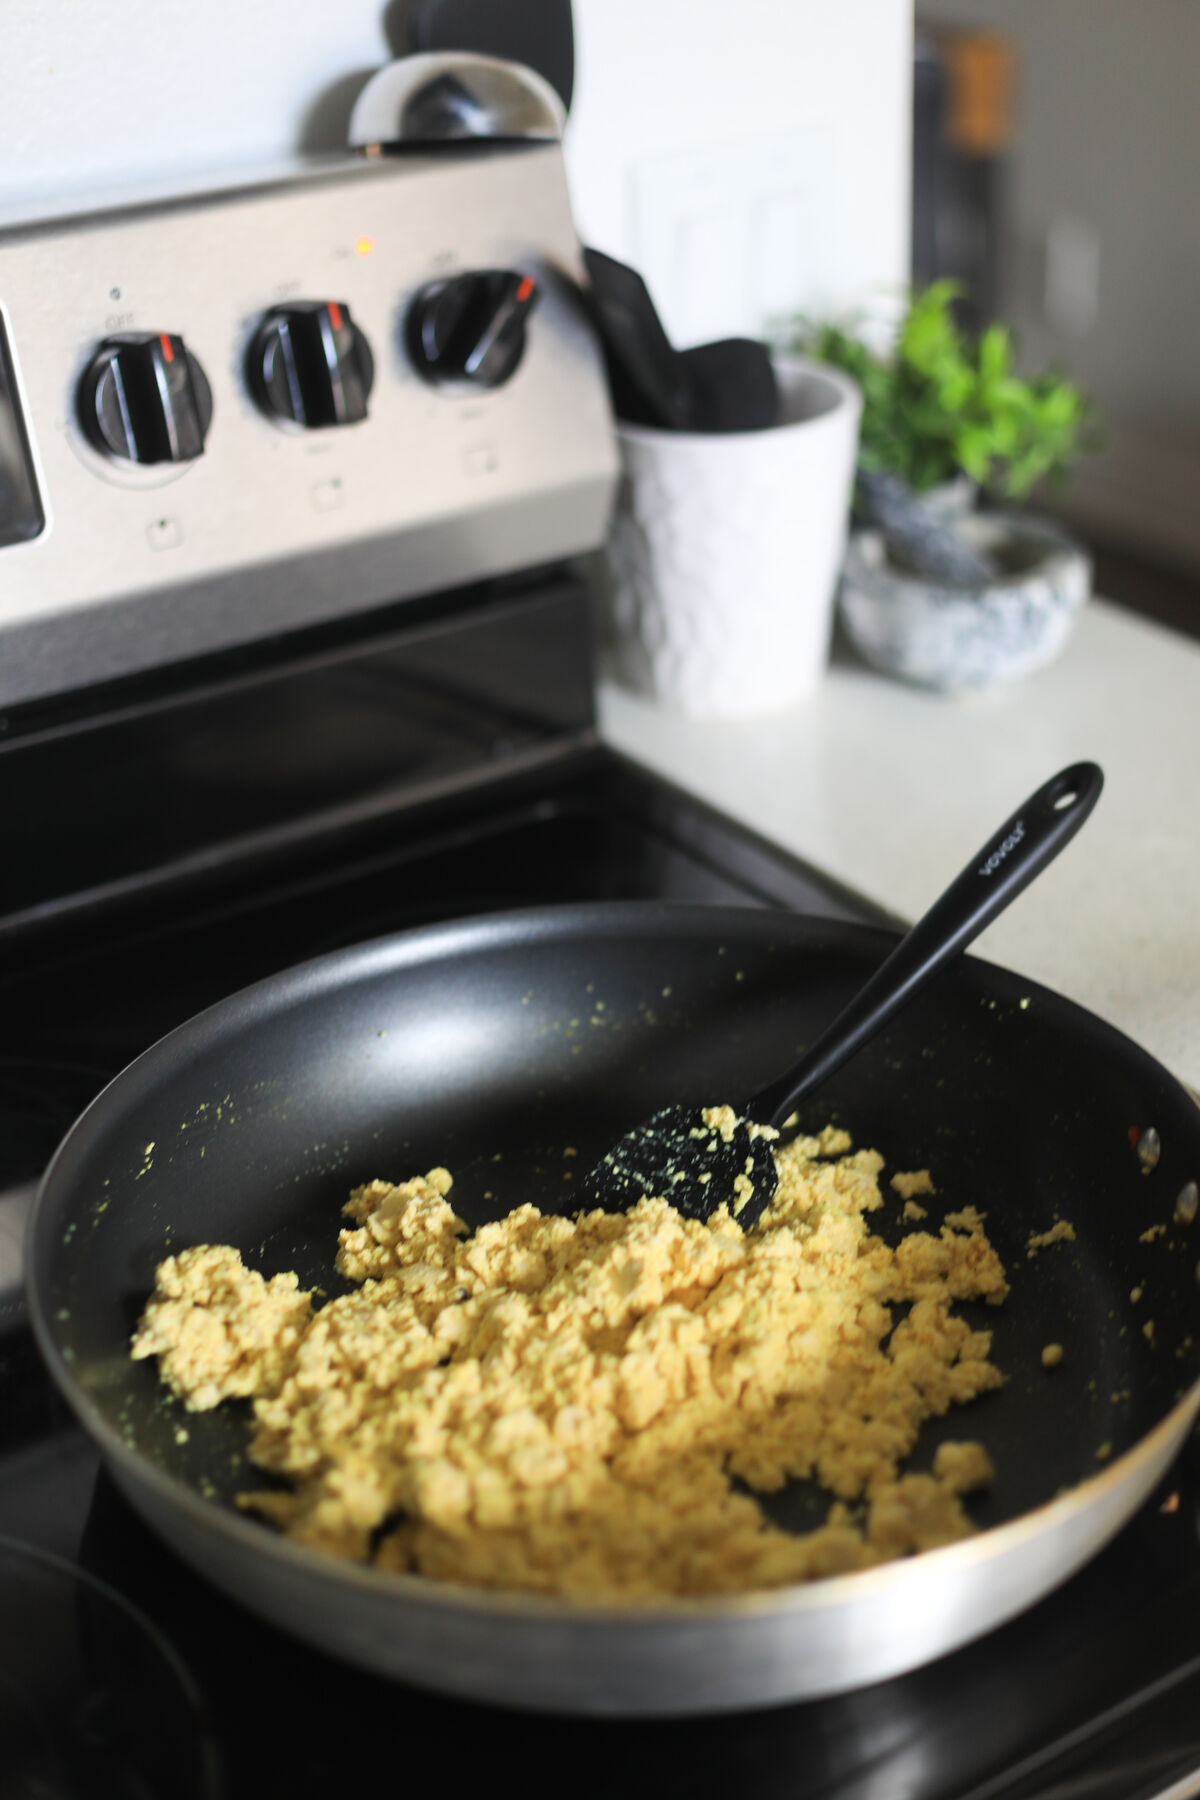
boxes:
[26,898,1200,1628]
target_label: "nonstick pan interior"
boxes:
[29,903,1200,1595]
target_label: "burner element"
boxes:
[0,1536,222,1798]
[0,1060,117,1187]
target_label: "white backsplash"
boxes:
[0,0,911,340]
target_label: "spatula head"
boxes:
[583,1104,779,1226]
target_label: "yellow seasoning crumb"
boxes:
[1143,1319,1156,1343]
[1027,1220,1076,1258]
[1040,1343,1064,1368]
[1139,1224,1168,1244]
[1096,1442,1113,1461]
[131,1140,1010,1600]
[902,1200,929,1223]
[1130,1285,1143,1304]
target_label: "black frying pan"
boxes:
[27,903,1200,1713]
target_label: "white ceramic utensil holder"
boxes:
[604,356,861,719]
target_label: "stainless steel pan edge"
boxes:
[101,1381,1199,1715]
[24,900,1200,1714]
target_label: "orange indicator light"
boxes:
[159,333,175,363]
[328,302,343,331]
[355,237,375,257]
[516,276,535,303]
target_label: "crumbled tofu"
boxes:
[700,1103,778,1145]
[891,1170,935,1201]
[932,1440,995,1492]
[1026,1220,1077,1258]
[130,1244,314,1412]
[902,1200,929,1222]
[945,1207,987,1231]
[133,1134,1009,1600]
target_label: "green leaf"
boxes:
[790,282,1097,499]
[953,427,995,482]
[977,324,1011,382]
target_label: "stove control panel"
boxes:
[0,150,617,709]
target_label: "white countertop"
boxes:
[598,597,1200,1088]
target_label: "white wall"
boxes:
[0,1,912,340]
[918,0,1200,571]
[567,0,913,344]
[0,5,393,208]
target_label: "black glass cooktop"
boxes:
[0,749,872,1205]
[1,749,1198,1800]
[0,1433,1197,1800]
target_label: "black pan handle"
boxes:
[752,762,1104,1128]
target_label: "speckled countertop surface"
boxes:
[598,598,1200,1089]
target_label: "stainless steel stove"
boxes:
[1,125,1198,1800]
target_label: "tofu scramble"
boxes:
[131,1125,1010,1600]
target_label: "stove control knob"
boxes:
[79,333,212,463]
[407,271,538,388]
[249,302,374,428]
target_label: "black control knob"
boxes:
[79,333,212,463]
[249,302,374,428]
[407,271,539,388]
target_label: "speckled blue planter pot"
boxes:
[839,511,1091,693]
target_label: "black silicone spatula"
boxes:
[582,250,781,433]
[582,248,693,431]
[678,338,780,433]
[584,763,1104,1225]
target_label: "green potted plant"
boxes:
[795,280,1097,510]
[787,283,1101,693]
